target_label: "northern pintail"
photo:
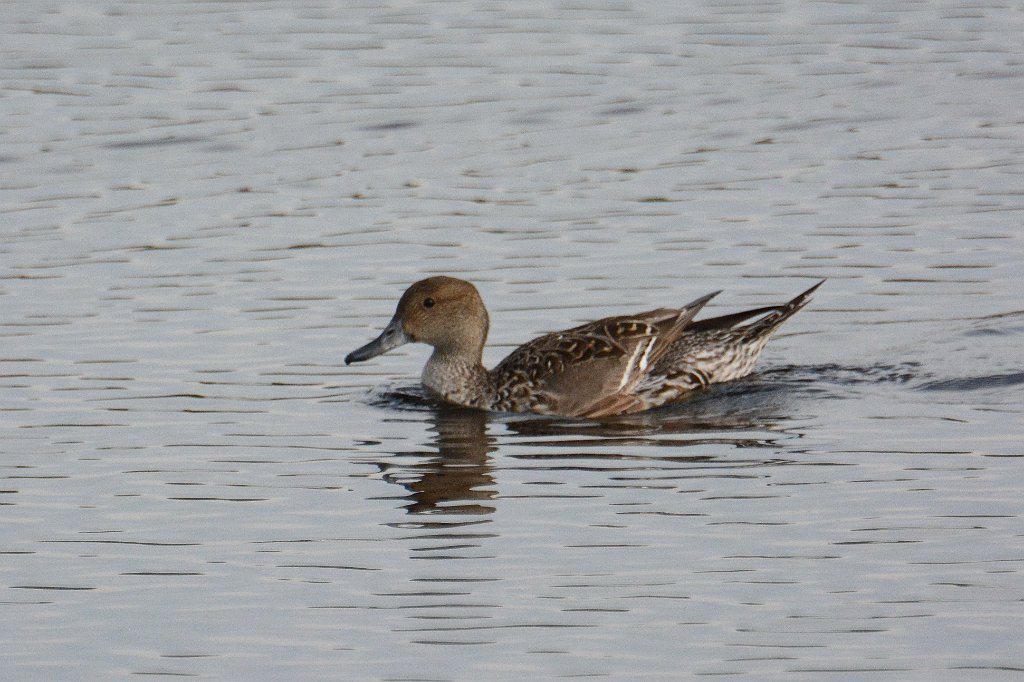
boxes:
[346,276,822,418]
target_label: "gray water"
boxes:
[2,1,1023,680]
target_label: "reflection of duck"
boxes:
[373,371,815,514]
[347,277,822,417]
[378,407,496,515]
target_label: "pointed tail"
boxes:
[735,279,824,340]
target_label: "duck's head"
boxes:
[345,276,490,365]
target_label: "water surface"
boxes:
[2,1,1023,680]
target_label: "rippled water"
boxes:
[3,1,1023,680]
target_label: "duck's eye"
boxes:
[423,297,435,309]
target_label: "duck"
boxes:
[345,276,823,418]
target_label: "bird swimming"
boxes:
[346,276,823,418]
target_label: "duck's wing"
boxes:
[491,292,718,417]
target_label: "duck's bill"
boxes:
[345,318,410,364]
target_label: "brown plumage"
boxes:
[345,276,823,418]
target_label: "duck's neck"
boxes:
[422,348,492,409]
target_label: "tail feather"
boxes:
[735,279,824,341]
[684,280,824,336]
[684,305,781,334]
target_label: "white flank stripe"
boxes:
[618,337,655,391]
[638,337,654,373]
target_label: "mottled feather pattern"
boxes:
[487,284,818,416]
[635,281,825,408]
[488,320,665,413]
[346,276,822,417]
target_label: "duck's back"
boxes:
[487,308,700,417]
